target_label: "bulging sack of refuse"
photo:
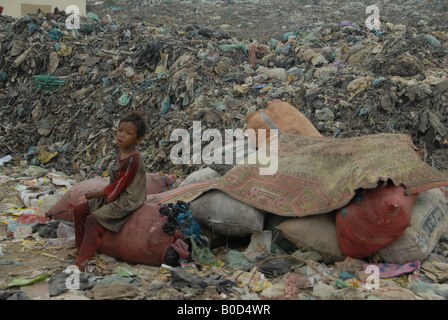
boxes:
[379,188,448,264]
[146,173,177,193]
[46,173,176,221]
[178,168,221,187]
[189,190,266,237]
[276,213,345,264]
[335,184,417,259]
[207,138,254,175]
[246,100,321,147]
[98,202,173,266]
[46,178,110,221]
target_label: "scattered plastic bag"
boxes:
[0,155,12,166]
[190,236,222,267]
[227,250,250,270]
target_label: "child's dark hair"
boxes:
[119,110,148,139]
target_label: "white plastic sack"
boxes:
[190,190,266,237]
[178,167,221,187]
[379,188,448,264]
[43,223,75,248]
[277,213,345,264]
[0,155,12,166]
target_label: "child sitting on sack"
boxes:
[72,110,148,272]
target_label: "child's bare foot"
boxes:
[72,259,87,272]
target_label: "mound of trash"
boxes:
[0,0,447,179]
[1,0,448,302]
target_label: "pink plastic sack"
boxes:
[98,202,174,266]
[16,214,48,225]
[46,178,109,221]
[46,173,177,221]
[146,173,177,194]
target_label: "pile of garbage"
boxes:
[1,0,448,301]
[0,0,447,178]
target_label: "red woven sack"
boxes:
[98,202,173,266]
[46,178,109,221]
[335,184,417,259]
[46,173,176,221]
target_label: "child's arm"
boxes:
[103,154,139,202]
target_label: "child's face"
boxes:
[116,121,142,150]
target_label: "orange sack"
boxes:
[246,100,321,147]
[335,184,417,259]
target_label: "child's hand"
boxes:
[84,190,105,199]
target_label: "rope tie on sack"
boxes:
[261,110,282,135]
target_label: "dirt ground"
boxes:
[0,224,74,287]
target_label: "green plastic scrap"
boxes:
[7,274,48,288]
[93,157,103,170]
[219,44,248,56]
[79,24,95,34]
[226,250,250,270]
[118,93,130,106]
[372,77,387,86]
[190,236,221,267]
[33,75,67,94]
[333,278,349,289]
[283,31,300,41]
[269,38,280,48]
[0,259,21,266]
[410,282,448,298]
[95,274,142,287]
[115,265,140,277]
[160,96,171,115]
[419,34,441,49]
[86,12,100,21]
[301,29,320,45]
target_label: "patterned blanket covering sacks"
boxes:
[335,184,417,259]
[214,133,448,217]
